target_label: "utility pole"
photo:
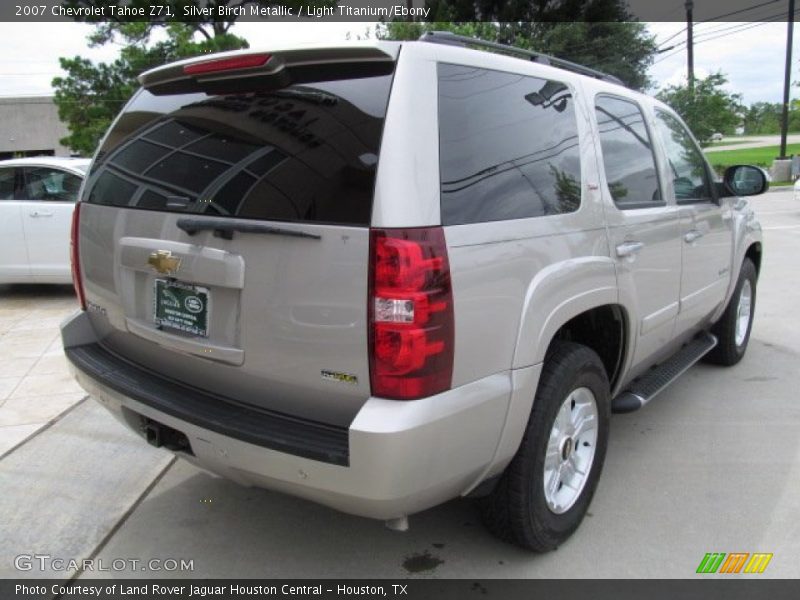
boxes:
[779,0,795,160]
[686,0,694,93]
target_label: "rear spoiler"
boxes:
[138,45,399,96]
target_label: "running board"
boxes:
[612,332,717,413]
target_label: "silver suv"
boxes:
[62,33,766,551]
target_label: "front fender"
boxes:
[714,197,763,322]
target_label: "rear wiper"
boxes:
[176,218,321,241]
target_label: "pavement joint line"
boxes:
[2,350,45,402]
[56,455,179,593]
[0,394,89,461]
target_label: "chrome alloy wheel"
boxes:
[735,279,753,347]
[543,387,598,514]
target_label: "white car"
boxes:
[0,157,90,284]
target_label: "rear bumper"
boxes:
[62,310,538,520]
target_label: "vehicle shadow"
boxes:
[87,335,798,579]
[90,459,537,579]
[0,283,76,302]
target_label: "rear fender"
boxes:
[512,256,619,369]
[473,257,618,481]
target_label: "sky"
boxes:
[0,20,796,106]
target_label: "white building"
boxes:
[0,96,73,159]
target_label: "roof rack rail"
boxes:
[418,31,625,87]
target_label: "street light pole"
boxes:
[779,0,795,160]
[686,0,694,93]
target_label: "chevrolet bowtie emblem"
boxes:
[147,250,181,275]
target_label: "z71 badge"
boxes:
[321,370,358,385]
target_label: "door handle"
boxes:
[684,230,704,243]
[616,241,644,258]
[30,211,54,218]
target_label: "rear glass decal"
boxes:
[84,74,393,226]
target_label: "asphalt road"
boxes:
[1,189,799,580]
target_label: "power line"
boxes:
[694,13,795,43]
[694,19,778,42]
[657,27,686,49]
[700,0,783,23]
[652,12,797,66]
[657,0,784,49]
[652,22,759,64]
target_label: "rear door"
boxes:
[0,166,30,282]
[593,95,682,373]
[78,49,397,426]
[20,166,82,282]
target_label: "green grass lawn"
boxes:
[704,143,800,169]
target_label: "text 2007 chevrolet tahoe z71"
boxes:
[62,33,766,550]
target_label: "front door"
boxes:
[652,110,733,335]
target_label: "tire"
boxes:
[480,341,610,551]
[704,258,757,366]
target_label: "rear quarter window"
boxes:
[84,73,393,226]
[437,63,582,225]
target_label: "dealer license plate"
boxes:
[153,279,209,337]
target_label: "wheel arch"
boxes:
[745,241,762,278]
[546,304,629,393]
[511,256,619,370]
[476,260,626,490]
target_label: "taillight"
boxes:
[368,228,454,400]
[70,202,86,310]
[183,54,271,75]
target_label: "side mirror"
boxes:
[722,165,769,197]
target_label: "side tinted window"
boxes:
[0,168,16,200]
[438,64,582,225]
[22,167,82,202]
[84,73,393,226]
[595,96,661,208]
[654,110,712,201]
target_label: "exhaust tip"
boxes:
[385,516,409,532]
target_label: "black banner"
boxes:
[2,0,798,23]
[3,579,800,600]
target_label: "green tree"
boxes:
[377,1,657,90]
[742,102,782,135]
[53,1,335,155]
[53,23,248,156]
[656,72,743,145]
[789,99,800,133]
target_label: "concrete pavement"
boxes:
[0,285,84,457]
[1,191,799,580]
[705,134,800,153]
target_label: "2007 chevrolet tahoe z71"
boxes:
[62,33,767,550]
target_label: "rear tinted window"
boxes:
[438,63,582,225]
[84,74,393,226]
[595,95,662,208]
